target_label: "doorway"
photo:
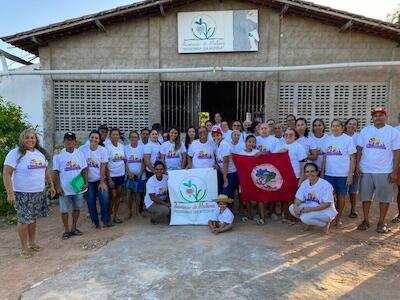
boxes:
[201,81,237,124]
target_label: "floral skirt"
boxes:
[14,191,50,224]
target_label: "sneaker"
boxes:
[253,214,261,221]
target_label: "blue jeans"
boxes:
[87,180,110,226]
[218,171,239,210]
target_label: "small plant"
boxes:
[192,17,216,40]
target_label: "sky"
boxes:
[0,0,399,69]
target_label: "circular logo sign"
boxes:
[251,164,283,191]
[179,176,208,202]
[190,15,216,40]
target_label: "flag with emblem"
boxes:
[232,152,297,202]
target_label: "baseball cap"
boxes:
[371,107,387,116]
[64,132,76,140]
[212,127,223,135]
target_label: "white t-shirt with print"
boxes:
[212,206,234,224]
[323,134,356,177]
[52,148,88,196]
[79,145,108,182]
[160,141,187,170]
[144,174,169,208]
[222,130,233,143]
[272,141,307,179]
[188,139,215,169]
[310,133,329,170]
[238,149,259,156]
[106,143,126,177]
[231,141,245,154]
[256,135,278,154]
[215,140,236,174]
[144,141,162,171]
[125,144,146,180]
[295,178,337,220]
[357,125,400,174]
[297,136,317,157]
[4,148,48,193]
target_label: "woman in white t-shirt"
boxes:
[144,161,170,224]
[290,163,337,234]
[184,127,197,155]
[3,128,55,258]
[187,126,215,169]
[295,118,318,162]
[80,130,111,228]
[344,118,360,218]
[256,123,278,154]
[322,119,356,226]
[310,118,329,170]
[144,129,162,178]
[238,135,260,223]
[272,127,307,223]
[106,128,126,224]
[160,127,187,171]
[125,130,146,219]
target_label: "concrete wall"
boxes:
[0,64,44,138]
[39,0,400,147]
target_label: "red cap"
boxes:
[371,107,387,116]
[212,127,223,135]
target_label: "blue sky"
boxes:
[0,0,398,69]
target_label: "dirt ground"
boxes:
[1,199,399,300]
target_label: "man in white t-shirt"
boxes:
[356,108,400,233]
[53,132,88,240]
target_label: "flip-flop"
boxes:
[62,232,71,240]
[20,250,32,259]
[70,229,83,236]
[256,219,265,226]
[357,220,370,231]
[29,244,41,252]
[240,216,248,223]
[349,212,358,218]
[113,218,123,224]
[376,223,391,234]
[391,216,400,223]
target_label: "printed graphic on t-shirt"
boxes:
[326,146,342,156]
[317,146,323,156]
[157,188,168,200]
[366,138,386,150]
[257,145,269,154]
[166,150,179,159]
[65,161,81,171]
[28,159,46,169]
[128,155,141,163]
[305,193,320,204]
[87,158,99,168]
[112,153,124,162]
[197,150,211,159]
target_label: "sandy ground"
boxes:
[1,199,399,300]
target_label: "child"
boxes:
[238,135,261,224]
[208,194,234,235]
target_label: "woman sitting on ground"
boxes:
[289,163,337,234]
[208,194,234,235]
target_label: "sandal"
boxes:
[70,229,83,236]
[113,218,123,224]
[256,219,265,226]
[376,223,391,234]
[391,216,400,223]
[20,250,32,259]
[62,232,71,240]
[349,212,358,218]
[29,244,41,252]
[357,220,370,231]
[240,216,248,223]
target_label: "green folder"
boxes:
[70,173,85,193]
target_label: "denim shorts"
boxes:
[324,176,348,196]
[111,175,125,188]
[59,194,84,213]
[126,176,146,193]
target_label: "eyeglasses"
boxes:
[233,124,241,127]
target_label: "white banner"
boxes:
[168,168,218,225]
[178,10,259,53]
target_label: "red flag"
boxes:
[232,152,297,202]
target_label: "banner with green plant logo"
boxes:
[168,168,218,225]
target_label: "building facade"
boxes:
[2,0,400,150]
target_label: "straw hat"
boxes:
[213,194,233,204]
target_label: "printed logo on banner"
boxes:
[251,164,283,191]
[190,15,217,40]
[179,177,207,203]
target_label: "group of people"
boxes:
[3,108,400,258]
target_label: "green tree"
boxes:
[387,5,400,24]
[0,95,32,216]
